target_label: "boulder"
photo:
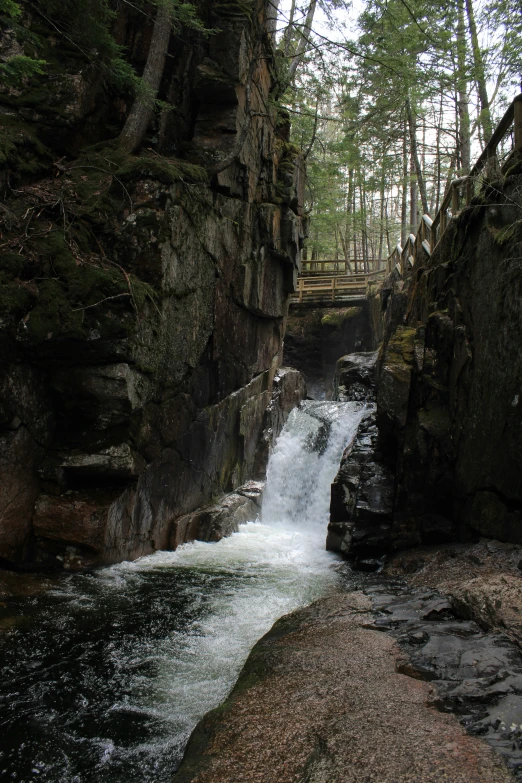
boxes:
[170,481,264,547]
[327,412,395,557]
[333,350,378,402]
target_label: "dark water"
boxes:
[0,567,233,783]
[0,402,366,783]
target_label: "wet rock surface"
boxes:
[172,538,522,783]
[384,540,522,645]
[169,481,263,548]
[366,583,522,779]
[334,350,378,403]
[327,410,395,559]
[173,590,514,783]
[368,165,522,548]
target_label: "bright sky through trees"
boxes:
[275,0,521,267]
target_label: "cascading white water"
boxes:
[262,400,367,533]
[0,401,368,783]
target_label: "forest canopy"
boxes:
[0,0,520,267]
[276,0,521,266]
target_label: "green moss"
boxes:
[3,231,142,341]
[0,252,25,282]
[0,119,51,175]
[385,326,416,365]
[0,143,197,342]
[321,307,361,328]
[24,278,83,341]
[283,141,301,157]
[116,157,208,186]
[418,406,451,439]
[0,281,37,320]
[130,277,157,311]
[494,220,522,247]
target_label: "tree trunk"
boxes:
[352,185,358,274]
[284,0,317,88]
[119,4,171,154]
[358,170,368,272]
[282,0,297,55]
[406,98,429,214]
[465,0,493,142]
[433,88,444,213]
[344,167,354,273]
[385,198,391,258]
[456,0,471,173]
[410,154,418,234]
[266,0,280,41]
[401,123,408,248]
[378,161,385,263]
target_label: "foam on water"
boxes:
[0,401,368,783]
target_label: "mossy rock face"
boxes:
[0,119,52,178]
[466,490,511,540]
[0,281,38,323]
[0,163,157,343]
[115,157,208,186]
[321,307,361,328]
[384,326,416,365]
[0,252,25,282]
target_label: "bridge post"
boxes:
[515,96,522,151]
[452,183,459,215]
[466,177,473,206]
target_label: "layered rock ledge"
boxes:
[0,0,306,569]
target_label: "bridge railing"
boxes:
[386,93,522,275]
[291,270,386,304]
[301,259,384,275]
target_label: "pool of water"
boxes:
[0,401,368,783]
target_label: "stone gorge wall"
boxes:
[329,159,522,558]
[0,0,306,568]
[284,303,374,398]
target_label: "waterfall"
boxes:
[262,400,367,533]
[0,401,367,783]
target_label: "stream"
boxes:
[0,400,367,783]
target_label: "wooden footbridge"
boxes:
[290,93,521,307]
[290,268,385,305]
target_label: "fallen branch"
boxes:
[71,292,131,311]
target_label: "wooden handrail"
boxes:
[386,92,522,274]
[292,271,381,303]
[300,258,385,275]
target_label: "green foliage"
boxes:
[0,54,46,86]
[164,0,214,31]
[0,0,21,18]
[30,0,136,89]
[279,0,518,266]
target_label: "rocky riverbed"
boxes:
[173,539,522,783]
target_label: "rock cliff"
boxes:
[0,0,306,568]
[329,159,522,556]
[284,303,374,398]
